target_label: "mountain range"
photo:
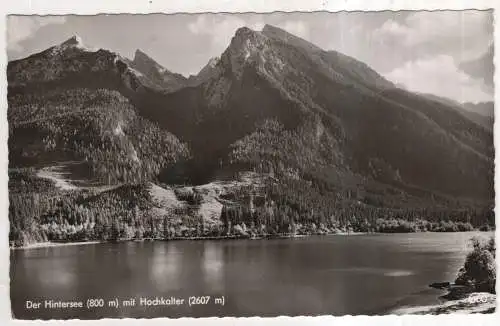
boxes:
[7,25,495,245]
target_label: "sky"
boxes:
[7,11,494,103]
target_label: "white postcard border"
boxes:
[0,1,498,326]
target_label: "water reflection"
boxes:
[202,242,224,291]
[150,242,182,291]
[320,267,415,277]
[36,260,76,288]
[23,249,77,289]
[10,231,493,319]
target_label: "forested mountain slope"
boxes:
[7,27,494,246]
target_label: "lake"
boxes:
[10,232,494,319]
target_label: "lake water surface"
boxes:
[10,232,493,319]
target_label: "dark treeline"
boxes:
[217,177,492,237]
[9,168,494,247]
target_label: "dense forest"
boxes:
[9,166,494,247]
[9,88,189,184]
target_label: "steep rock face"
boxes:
[187,57,221,86]
[130,49,187,92]
[197,57,221,80]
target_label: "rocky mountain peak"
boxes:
[129,49,189,91]
[50,34,98,56]
[233,26,257,38]
[219,26,271,79]
[230,26,268,53]
[58,34,97,52]
[134,49,153,63]
[61,35,84,46]
[132,49,165,72]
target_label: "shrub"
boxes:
[479,224,493,231]
[455,236,496,293]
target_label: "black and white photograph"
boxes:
[6,9,496,320]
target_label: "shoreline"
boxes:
[392,280,497,315]
[11,240,103,250]
[392,292,496,315]
[11,232,368,250]
[10,230,490,250]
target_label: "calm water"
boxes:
[10,232,493,319]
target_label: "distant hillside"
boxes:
[462,102,494,117]
[415,92,493,130]
[460,44,494,89]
